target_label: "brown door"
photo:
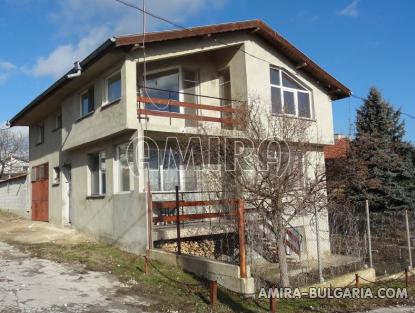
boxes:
[31,163,49,221]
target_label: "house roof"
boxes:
[324,137,350,160]
[11,19,350,126]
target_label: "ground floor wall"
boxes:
[0,175,29,218]
[64,132,148,254]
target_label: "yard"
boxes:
[1,209,415,313]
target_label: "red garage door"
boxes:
[31,163,49,222]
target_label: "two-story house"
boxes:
[10,20,350,291]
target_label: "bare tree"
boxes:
[0,129,25,179]
[189,98,328,287]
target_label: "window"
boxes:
[31,164,49,182]
[80,87,95,118]
[182,69,199,127]
[145,143,199,192]
[106,73,121,104]
[55,112,62,130]
[142,69,180,112]
[89,152,106,196]
[36,122,45,145]
[53,167,60,185]
[270,67,312,119]
[116,143,134,192]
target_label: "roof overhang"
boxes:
[11,19,350,126]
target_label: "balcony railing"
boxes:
[137,87,242,127]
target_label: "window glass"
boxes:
[144,69,180,112]
[282,72,306,90]
[270,68,280,85]
[107,73,121,103]
[90,152,106,195]
[117,143,134,192]
[283,90,296,115]
[53,167,60,185]
[37,123,44,144]
[269,67,312,118]
[271,87,282,114]
[298,92,311,118]
[81,87,94,117]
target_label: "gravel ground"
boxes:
[357,306,415,313]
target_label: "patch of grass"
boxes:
[12,240,415,312]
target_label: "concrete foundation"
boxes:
[149,249,255,295]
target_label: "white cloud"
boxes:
[0,61,16,71]
[32,27,109,78]
[338,0,360,17]
[32,0,227,78]
[0,60,17,84]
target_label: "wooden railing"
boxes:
[137,96,239,126]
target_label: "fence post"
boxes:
[355,273,360,288]
[314,207,324,283]
[210,280,218,305]
[175,185,181,255]
[237,199,247,278]
[270,287,277,313]
[405,209,412,269]
[144,255,149,275]
[365,200,373,268]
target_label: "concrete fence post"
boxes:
[405,209,412,269]
[315,207,324,283]
[175,186,181,255]
[365,200,373,268]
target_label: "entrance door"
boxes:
[31,163,49,221]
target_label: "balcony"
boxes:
[137,87,242,129]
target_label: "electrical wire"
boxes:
[115,0,415,123]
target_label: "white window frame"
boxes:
[270,67,313,119]
[115,143,134,193]
[79,86,94,118]
[89,151,106,196]
[104,71,122,106]
[142,66,202,114]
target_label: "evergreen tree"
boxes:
[350,87,415,212]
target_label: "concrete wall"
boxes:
[68,132,148,254]
[0,175,29,218]
[150,249,255,295]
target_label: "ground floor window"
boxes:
[116,143,134,192]
[89,152,106,196]
[145,144,199,192]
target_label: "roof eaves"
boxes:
[10,38,116,126]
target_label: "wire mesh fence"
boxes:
[150,185,415,291]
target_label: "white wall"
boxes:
[0,176,29,218]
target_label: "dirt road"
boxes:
[0,213,154,312]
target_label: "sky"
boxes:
[0,0,414,141]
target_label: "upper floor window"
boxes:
[106,72,121,104]
[36,122,45,145]
[142,69,180,113]
[55,112,62,130]
[270,67,312,119]
[80,86,95,118]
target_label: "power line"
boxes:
[114,0,288,67]
[115,0,415,122]
[351,94,415,120]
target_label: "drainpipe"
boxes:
[66,61,82,79]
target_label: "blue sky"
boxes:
[1,0,414,141]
